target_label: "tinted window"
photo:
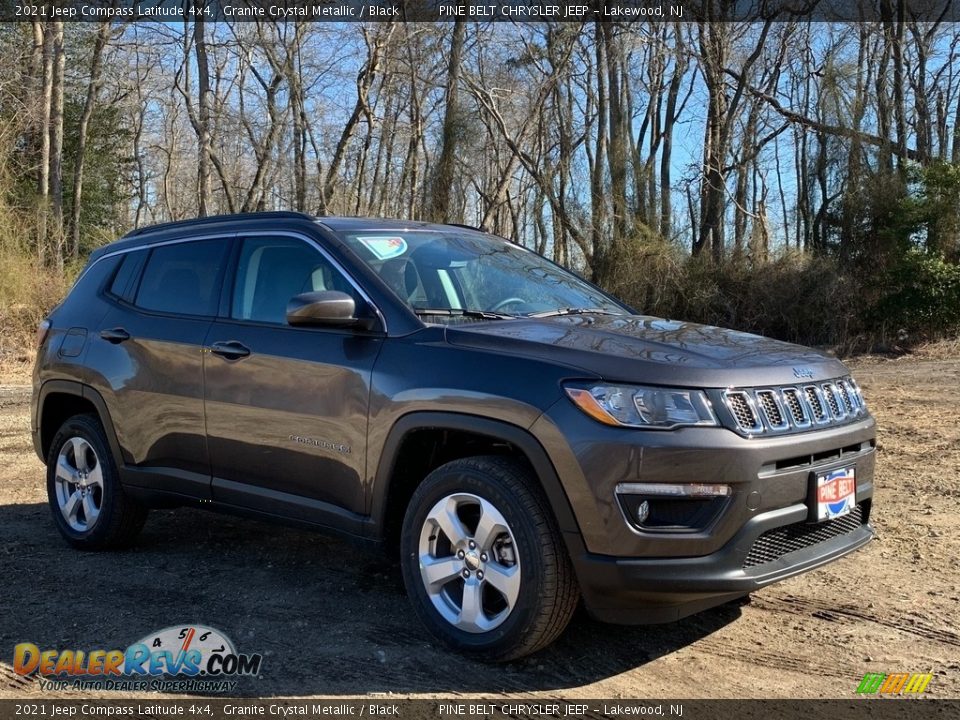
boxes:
[135,239,229,316]
[231,237,359,325]
[108,249,148,303]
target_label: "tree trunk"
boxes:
[603,23,629,250]
[37,21,52,263]
[590,21,609,277]
[318,24,394,214]
[49,21,65,270]
[70,21,112,257]
[660,25,685,240]
[429,17,467,223]
[194,13,212,216]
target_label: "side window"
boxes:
[134,239,229,316]
[108,249,148,303]
[231,237,360,325]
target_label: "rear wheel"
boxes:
[46,414,147,550]
[400,456,578,661]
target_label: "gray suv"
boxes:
[32,212,875,661]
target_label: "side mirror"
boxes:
[286,291,369,329]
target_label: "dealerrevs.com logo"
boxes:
[13,625,263,693]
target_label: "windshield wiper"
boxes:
[527,307,623,318]
[413,308,517,320]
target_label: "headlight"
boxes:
[564,382,718,429]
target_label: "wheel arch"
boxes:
[37,380,124,467]
[368,412,581,548]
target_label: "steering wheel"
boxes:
[490,297,527,312]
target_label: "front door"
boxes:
[203,234,382,527]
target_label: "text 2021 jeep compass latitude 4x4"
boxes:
[32,212,875,661]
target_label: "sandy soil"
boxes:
[0,354,957,700]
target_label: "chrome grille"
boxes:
[756,390,788,430]
[781,388,811,428]
[804,385,829,423]
[836,380,857,414]
[744,505,865,568]
[848,379,865,411]
[822,383,845,419]
[725,391,762,433]
[722,376,867,435]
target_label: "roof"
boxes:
[88,212,489,263]
[315,216,486,234]
[122,211,317,237]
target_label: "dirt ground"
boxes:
[0,353,958,700]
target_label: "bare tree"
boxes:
[428,17,467,223]
[69,21,113,256]
[48,20,65,268]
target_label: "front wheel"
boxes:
[46,414,147,550]
[400,456,578,661]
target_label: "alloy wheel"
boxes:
[54,437,104,532]
[417,492,521,633]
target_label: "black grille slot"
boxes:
[743,505,865,569]
[756,390,786,428]
[836,381,856,413]
[804,386,828,422]
[725,392,761,432]
[822,384,843,418]
[782,388,808,425]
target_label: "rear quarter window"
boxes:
[107,249,148,303]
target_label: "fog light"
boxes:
[636,500,650,524]
[616,484,732,532]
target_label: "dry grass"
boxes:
[0,250,72,383]
[910,336,960,360]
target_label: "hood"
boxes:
[444,314,849,388]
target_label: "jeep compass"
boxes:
[32,212,875,661]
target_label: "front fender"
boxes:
[366,411,581,542]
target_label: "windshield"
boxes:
[339,230,627,320]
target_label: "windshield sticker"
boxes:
[357,236,408,260]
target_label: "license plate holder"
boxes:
[808,466,856,522]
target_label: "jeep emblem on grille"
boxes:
[793,367,815,379]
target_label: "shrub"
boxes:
[873,250,960,340]
[599,235,867,351]
[0,250,75,360]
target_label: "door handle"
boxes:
[209,341,251,360]
[99,327,130,344]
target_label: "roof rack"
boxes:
[444,222,489,233]
[124,211,317,238]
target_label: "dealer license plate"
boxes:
[815,467,856,521]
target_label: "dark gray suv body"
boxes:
[32,212,875,660]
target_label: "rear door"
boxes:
[90,237,232,497]
[203,233,382,527]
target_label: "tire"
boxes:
[400,455,579,661]
[46,413,147,550]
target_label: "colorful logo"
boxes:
[856,672,933,695]
[14,624,262,691]
[357,235,408,260]
[817,467,856,520]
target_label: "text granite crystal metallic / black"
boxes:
[31,211,875,661]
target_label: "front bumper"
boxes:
[530,397,877,623]
[569,499,873,623]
